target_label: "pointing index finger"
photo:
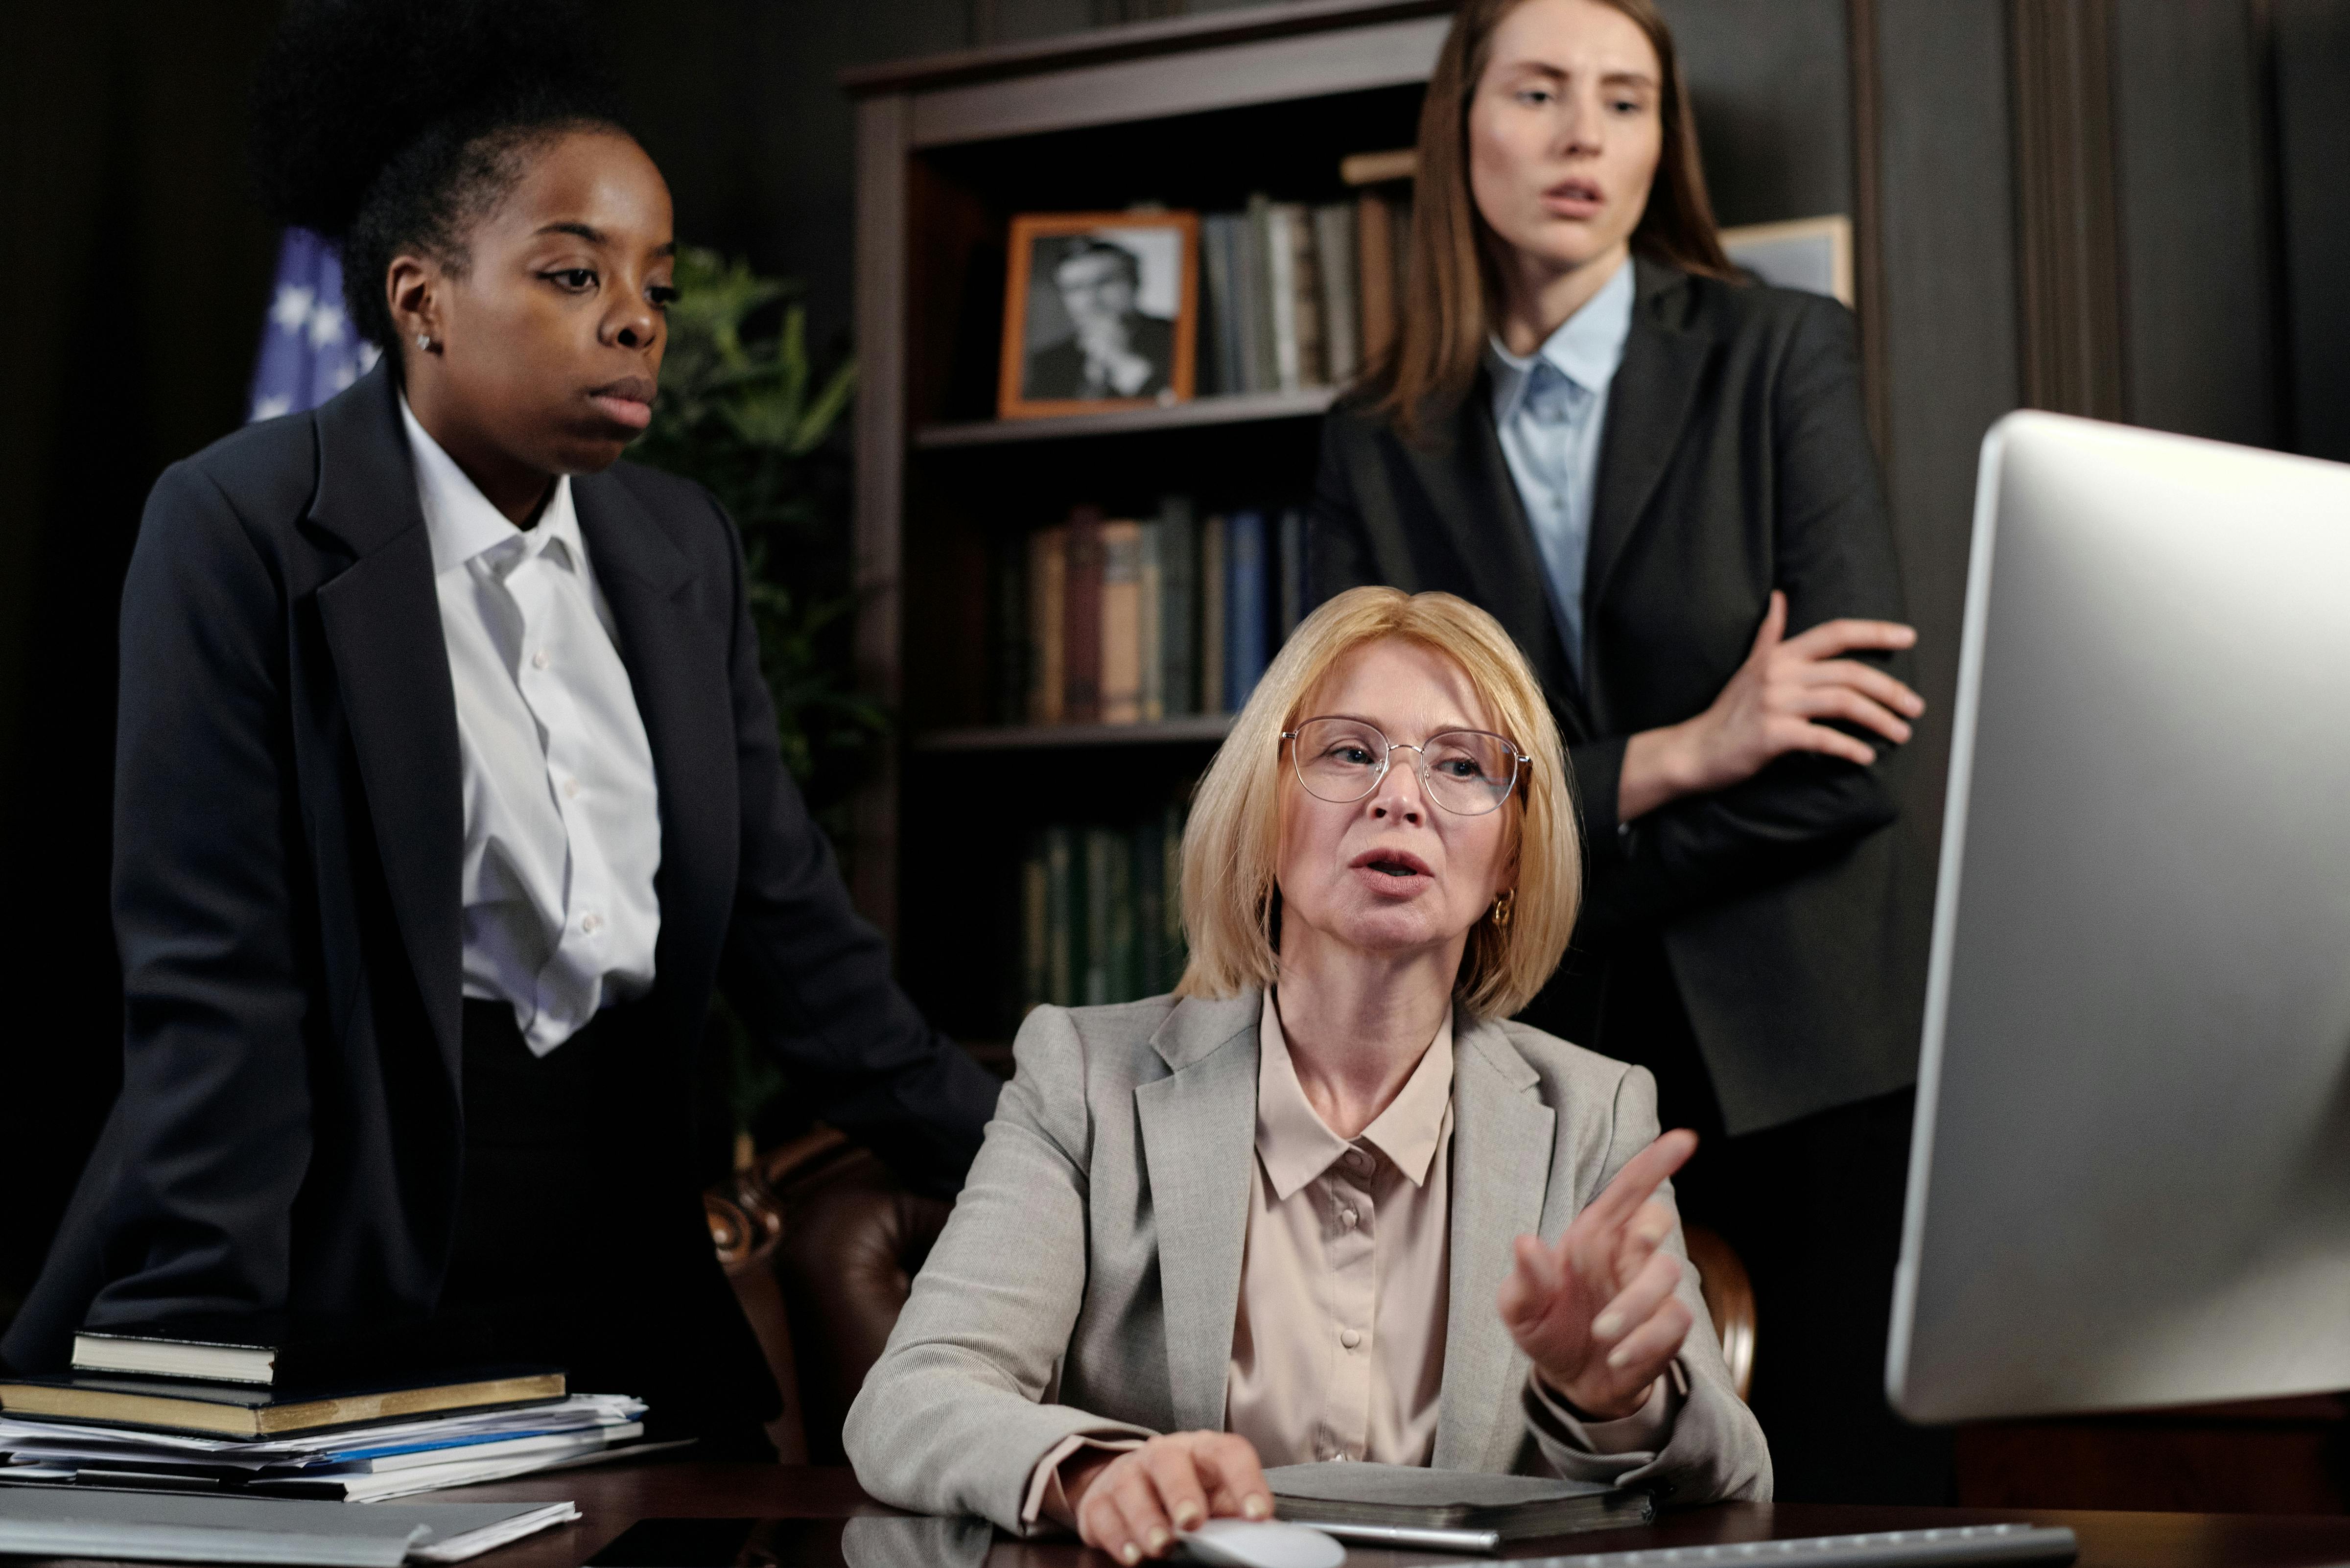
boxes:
[1583,1129,1697,1232]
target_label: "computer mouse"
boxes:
[1180,1517,1347,1568]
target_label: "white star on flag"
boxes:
[306,302,347,349]
[271,283,315,335]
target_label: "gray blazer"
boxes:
[846,991,1771,1531]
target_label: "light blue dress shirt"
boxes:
[1486,257,1637,680]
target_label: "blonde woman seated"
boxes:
[846,588,1769,1559]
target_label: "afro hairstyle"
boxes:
[251,0,627,354]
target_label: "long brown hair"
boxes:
[1366,0,1736,441]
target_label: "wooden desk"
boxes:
[447,1461,2350,1568]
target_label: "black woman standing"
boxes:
[3,0,999,1455]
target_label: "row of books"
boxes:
[1198,187,1413,397]
[0,1313,646,1501]
[988,496,1314,727]
[1021,804,1190,1013]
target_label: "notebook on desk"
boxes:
[1266,1461,1654,1550]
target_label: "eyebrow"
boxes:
[533,223,677,260]
[1501,61,1661,88]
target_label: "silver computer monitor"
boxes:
[1886,411,2350,1424]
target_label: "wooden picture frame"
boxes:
[998,211,1199,421]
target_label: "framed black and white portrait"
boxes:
[999,211,1198,420]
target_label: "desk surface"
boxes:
[428,1462,2350,1568]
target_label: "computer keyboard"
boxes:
[1510,1523,2078,1568]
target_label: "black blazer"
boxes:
[3,366,1001,1372]
[1311,260,1921,1134]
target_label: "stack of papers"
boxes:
[0,1487,581,1565]
[0,1394,647,1501]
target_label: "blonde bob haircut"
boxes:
[1175,586,1580,1020]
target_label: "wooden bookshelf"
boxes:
[912,716,1234,752]
[914,387,1337,449]
[844,1,1447,1041]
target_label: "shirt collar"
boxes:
[1255,990,1456,1202]
[400,391,582,578]
[1487,254,1638,424]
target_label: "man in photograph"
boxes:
[1026,236,1174,400]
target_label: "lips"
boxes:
[588,375,657,431]
[1351,847,1434,880]
[1542,178,1604,218]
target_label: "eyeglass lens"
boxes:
[1290,718,1519,815]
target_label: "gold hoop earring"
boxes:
[1490,889,1514,929]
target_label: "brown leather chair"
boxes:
[707,1134,1759,1462]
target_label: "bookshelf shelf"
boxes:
[849,0,1439,1041]
[912,716,1234,752]
[914,388,1337,449]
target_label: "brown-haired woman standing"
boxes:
[1310,0,1945,1503]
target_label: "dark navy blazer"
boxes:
[3,365,1000,1372]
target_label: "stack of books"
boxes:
[987,496,1311,728]
[1021,800,1190,1012]
[0,1316,648,1501]
[1197,185,1412,397]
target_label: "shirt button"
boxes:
[580,912,603,934]
[531,649,550,670]
[562,777,581,799]
[1345,1149,1373,1174]
[1340,1329,1362,1350]
[1339,1209,1358,1229]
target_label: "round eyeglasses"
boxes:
[1281,717,1530,817]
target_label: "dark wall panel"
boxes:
[2272,0,2350,462]
[1871,0,2022,1042]
[1665,0,1856,226]
[2109,0,2280,447]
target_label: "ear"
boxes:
[385,253,446,363]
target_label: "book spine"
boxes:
[1099,519,1144,725]
[1028,525,1067,725]
[1199,514,1228,714]
[1045,824,1074,1006]
[1164,798,1189,978]
[1357,189,1395,369]
[1083,827,1114,1006]
[1104,824,1134,1003]
[1133,813,1166,997]
[1063,507,1105,725]
[1265,205,1301,393]
[1202,214,1245,397]
[1277,506,1305,641]
[1227,509,1269,711]
[1022,833,1049,1014]
[1137,520,1164,722]
[1286,203,1326,388]
[1158,495,1198,717]
[1241,193,1277,394]
[1314,202,1361,385]
[990,533,1027,725]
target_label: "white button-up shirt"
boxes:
[1486,257,1637,680]
[400,395,662,1055]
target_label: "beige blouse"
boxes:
[1022,992,1675,1523]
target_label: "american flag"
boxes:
[247,228,379,422]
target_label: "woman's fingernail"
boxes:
[1607,1343,1634,1369]
[1245,1495,1272,1520]
[1593,1311,1623,1339]
[1175,1506,1201,1530]
[1147,1527,1172,1552]
[1119,1545,1141,1565]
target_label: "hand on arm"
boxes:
[1052,1432,1274,1564]
[1498,1130,1699,1421]
[1618,592,1922,823]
